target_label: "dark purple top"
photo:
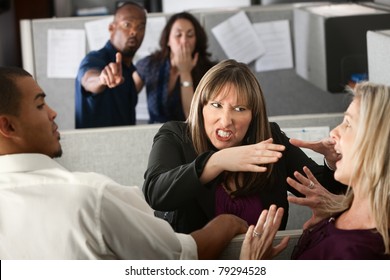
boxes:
[292,216,390,260]
[215,184,263,226]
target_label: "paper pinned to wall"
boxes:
[47,29,86,79]
[253,20,293,72]
[84,16,113,51]
[135,16,167,61]
[211,11,265,64]
[282,126,330,164]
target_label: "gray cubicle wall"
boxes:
[31,15,110,130]
[367,30,390,86]
[201,3,350,116]
[25,4,349,130]
[29,13,174,130]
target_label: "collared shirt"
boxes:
[0,154,197,260]
[75,41,138,128]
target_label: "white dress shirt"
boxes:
[0,154,197,260]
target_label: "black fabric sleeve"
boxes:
[271,122,346,197]
[142,122,215,211]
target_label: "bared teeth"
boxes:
[217,130,231,138]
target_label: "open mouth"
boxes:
[216,129,232,141]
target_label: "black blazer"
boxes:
[143,121,345,234]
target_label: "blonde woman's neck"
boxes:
[335,194,376,230]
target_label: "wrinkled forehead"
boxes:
[206,83,250,106]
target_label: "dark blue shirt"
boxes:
[75,41,138,128]
[135,56,185,124]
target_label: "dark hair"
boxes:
[115,1,145,14]
[152,12,216,87]
[0,67,32,116]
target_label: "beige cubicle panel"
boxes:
[367,29,390,86]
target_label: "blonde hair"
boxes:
[333,81,390,254]
[187,59,273,196]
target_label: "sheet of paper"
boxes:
[47,29,86,78]
[253,20,293,72]
[282,126,330,164]
[133,16,167,121]
[211,11,265,64]
[84,16,113,51]
[135,16,167,61]
[135,87,149,122]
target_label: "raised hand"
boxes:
[286,166,345,229]
[99,52,124,88]
[200,138,285,184]
[289,137,340,170]
[171,43,198,74]
[219,138,285,173]
[240,205,289,260]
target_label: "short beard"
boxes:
[122,48,137,58]
[53,148,63,158]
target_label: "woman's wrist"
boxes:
[180,80,193,87]
[324,157,335,171]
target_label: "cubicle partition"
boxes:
[201,3,349,116]
[25,16,107,130]
[21,13,172,130]
[21,3,352,130]
[367,29,390,86]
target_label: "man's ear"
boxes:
[108,22,115,33]
[0,115,16,138]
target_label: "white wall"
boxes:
[162,0,251,13]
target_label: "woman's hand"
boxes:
[171,43,198,74]
[240,205,289,260]
[219,138,285,173]
[200,138,285,184]
[289,137,340,170]
[287,166,345,229]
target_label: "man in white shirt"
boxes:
[0,67,287,260]
[0,67,253,259]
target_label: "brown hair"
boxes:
[151,12,216,88]
[187,59,273,196]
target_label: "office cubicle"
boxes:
[367,29,390,85]
[21,3,354,130]
[201,3,349,116]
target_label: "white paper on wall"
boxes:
[211,11,265,64]
[84,16,113,51]
[47,29,86,79]
[253,20,293,72]
[282,126,330,164]
[135,16,167,61]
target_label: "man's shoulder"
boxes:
[80,42,115,68]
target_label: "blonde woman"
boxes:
[288,81,390,259]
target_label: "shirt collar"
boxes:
[105,41,136,72]
[0,153,66,173]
